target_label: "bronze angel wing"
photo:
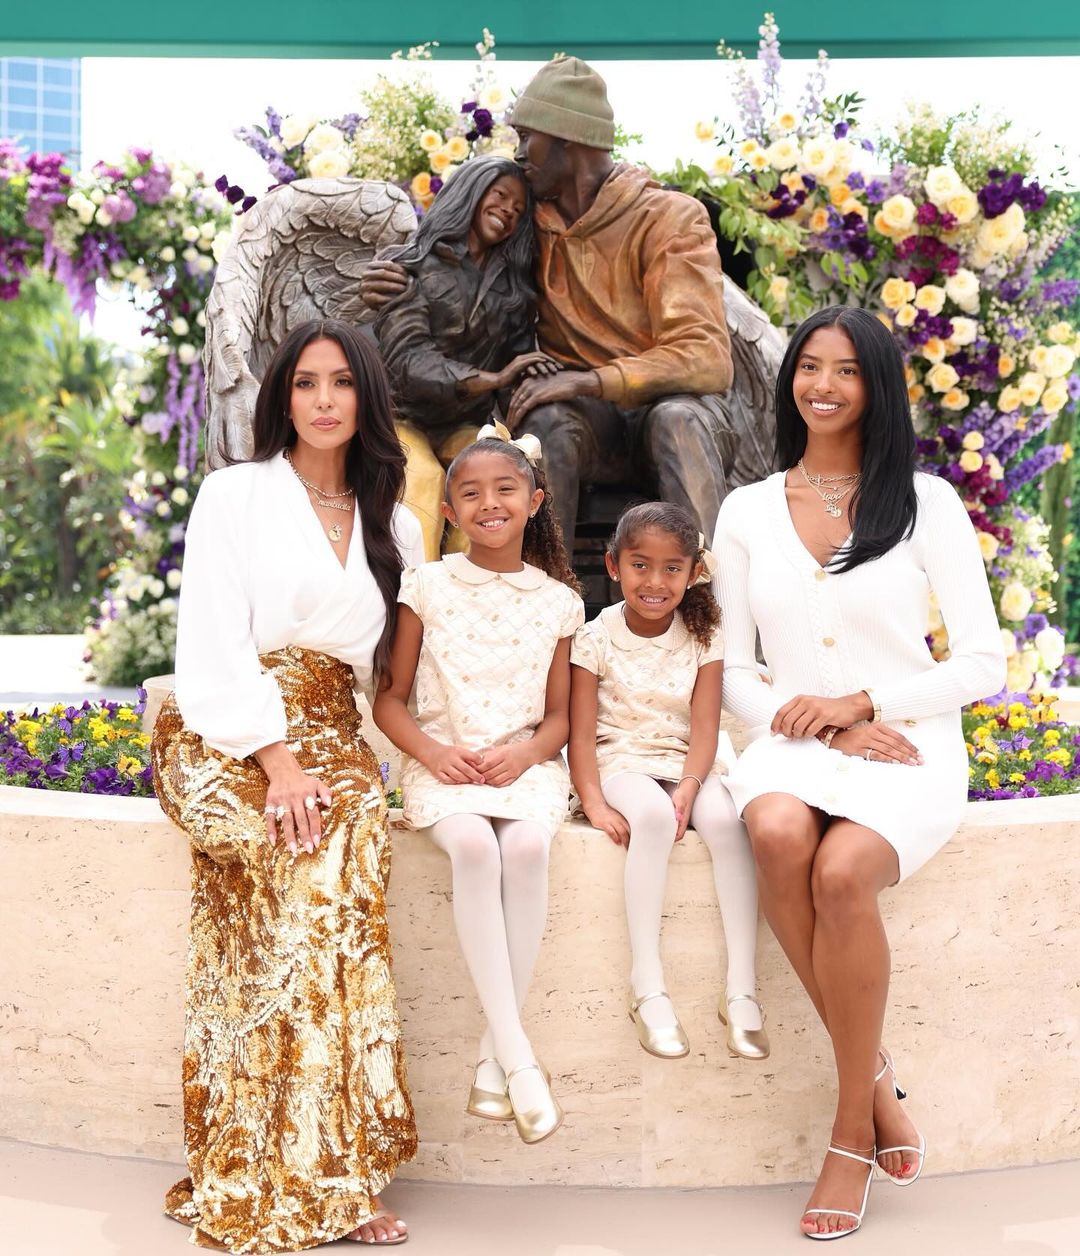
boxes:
[203,178,417,466]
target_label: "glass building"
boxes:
[0,57,81,159]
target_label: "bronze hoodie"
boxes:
[532,164,734,408]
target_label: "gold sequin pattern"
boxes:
[151,647,417,1253]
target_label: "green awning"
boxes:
[3,1,1080,59]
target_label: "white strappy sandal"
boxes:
[874,1050,926,1186]
[802,1144,875,1241]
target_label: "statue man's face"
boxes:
[513,126,569,201]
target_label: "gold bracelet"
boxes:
[864,688,882,724]
[817,726,839,750]
[679,774,704,789]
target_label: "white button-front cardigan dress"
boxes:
[713,470,1007,881]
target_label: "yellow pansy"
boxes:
[1043,729,1061,746]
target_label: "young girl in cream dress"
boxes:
[568,501,768,1062]
[373,423,584,1145]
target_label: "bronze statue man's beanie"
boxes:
[510,56,615,151]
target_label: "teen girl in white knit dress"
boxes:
[713,307,1005,1240]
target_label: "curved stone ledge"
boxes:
[2,783,1078,1187]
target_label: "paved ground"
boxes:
[2,1140,1078,1256]
[0,634,137,709]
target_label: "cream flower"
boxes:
[881,277,916,310]
[749,151,769,172]
[958,449,983,472]
[977,531,1000,561]
[944,268,980,314]
[67,190,96,225]
[948,317,978,347]
[962,431,985,451]
[1044,344,1075,379]
[445,135,470,162]
[923,165,965,207]
[211,230,232,264]
[998,352,1016,378]
[695,120,717,142]
[419,129,443,153]
[943,388,970,412]
[478,84,508,111]
[1017,371,1046,408]
[809,206,830,233]
[927,362,960,393]
[430,150,453,174]
[985,452,1004,480]
[776,110,798,133]
[879,194,917,233]
[304,122,345,154]
[712,154,735,176]
[1034,626,1066,671]
[999,628,1017,658]
[800,135,837,179]
[914,285,946,316]
[841,198,868,221]
[177,344,199,366]
[970,242,996,270]
[280,113,317,148]
[945,189,979,225]
[919,336,946,362]
[1048,321,1074,344]
[170,317,189,337]
[738,139,760,157]
[1000,581,1034,622]
[1008,231,1029,259]
[765,137,800,170]
[976,201,1025,255]
[768,275,790,305]
[410,171,432,199]
[1006,653,1036,695]
[1028,345,1049,372]
[1041,379,1069,412]
[307,148,351,179]
[894,304,917,328]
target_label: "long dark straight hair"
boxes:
[775,305,918,572]
[386,157,535,321]
[242,319,407,686]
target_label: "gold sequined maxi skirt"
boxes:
[151,647,417,1253]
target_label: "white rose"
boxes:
[160,245,176,263]
[166,569,183,590]
[182,224,201,242]
[199,221,217,241]
[67,191,96,225]
[977,202,1025,255]
[948,317,978,347]
[1035,626,1066,671]
[171,487,190,506]
[195,310,207,328]
[169,181,187,200]
[170,317,189,337]
[177,343,199,365]
[182,246,198,262]
[281,113,317,147]
[914,285,946,316]
[95,205,114,227]
[151,471,167,487]
[303,122,345,155]
[196,255,214,273]
[1044,344,1075,379]
[89,188,105,205]
[155,501,171,519]
[764,137,799,171]
[945,189,979,225]
[173,464,189,480]
[307,147,352,179]
[879,194,917,233]
[944,268,980,315]
[800,135,837,179]
[999,582,1034,622]
[478,84,508,111]
[999,628,1017,659]
[923,166,964,207]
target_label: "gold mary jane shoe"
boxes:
[628,990,690,1059]
[466,1059,551,1122]
[505,1063,564,1145]
[719,994,771,1060]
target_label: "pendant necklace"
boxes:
[798,459,860,518]
[285,449,353,542]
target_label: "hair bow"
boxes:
[476,420,543,466]
[695,531,718,586]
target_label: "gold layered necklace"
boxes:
[285,449,354,542]
[797,458,861,518]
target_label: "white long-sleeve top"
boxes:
[713,470,1007,732]
[174,451,425,759]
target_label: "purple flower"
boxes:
[833,121,849,139]
[461,100,478,113]
[864,179,885,204]
[265,106,283,137]
[129,145,153,165]
[101,191,137,223]
[473,108,494,137]
[215,174,229,193]
[916,203,939,226]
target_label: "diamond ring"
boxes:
[304,795,317,811]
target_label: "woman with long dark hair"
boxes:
[374,156,557,558]
[152,319,424,1250]
[712,306,1005,1240]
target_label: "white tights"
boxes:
[428,813,552,1085]
[601,773,760,1014]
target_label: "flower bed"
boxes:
[0,690,153,795]
[965,691,1080,799]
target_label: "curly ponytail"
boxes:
[607,501,720,649]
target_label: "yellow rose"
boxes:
[984,452,1004,480]
[430,150,452,174]
[915,285,947,316]
[776,111,798,133]
[919,336,946,363]
[410,171,432,199]
[958,448,983,471]
[695,120,716,142]
[1044,344,1075,379]
[923,165,965,207]
[828,182,850,207]
[809,206,830,233]
[1017,371,1046,408]
[306,147,351,179]
[749,151,769,172]
[419,130,443,154]
[840,198,867,221]
[927,362,960,393]
[765,137,800,170]
[908,383,925,403]
[1041,379,1069,412]
[881,277,916,310]
[948,317,978,347]
[738,139,760,157]
[1028,345,1050,372]
[962,431,985,451]
[800,135,838,179]
[1000,581,1034,622]
[945,189,979,224]
[879,194,917,233]
[944,268,980,314]
[943,388,970,412]
[998,384,1022,412]
[768,275,790,305]
[1048,321,1074,344]
[894,303,917,328]
[998,353,1016,378]
[303,122,345,155]
[445,135,470,162]
[978,531,1000,561]
[712,154,735,176]
[977,202,1025,255]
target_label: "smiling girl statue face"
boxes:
[468,173,528,255]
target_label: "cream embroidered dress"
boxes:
[570,602,733,784]
[398,552,585,833]
[713,471,1006,881]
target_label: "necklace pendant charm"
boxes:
[328,524,343,542]
[826,505,842,518]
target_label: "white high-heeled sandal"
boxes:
[802,1145,876,1241]
[874,1050,926,1186]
